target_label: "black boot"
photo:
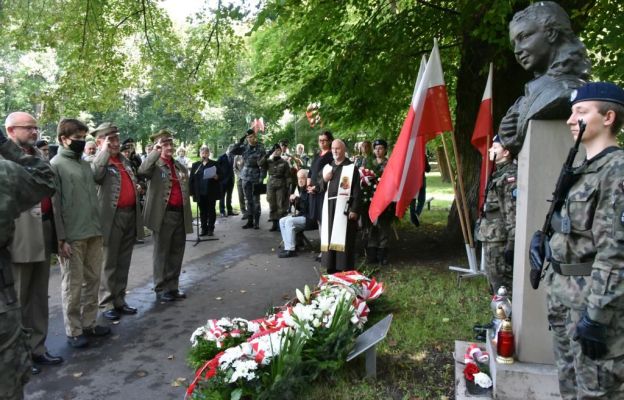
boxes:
[242,220,254,229]
[254,217,260,230]
[366,247,378,264]
[270,220,279,232]
[377,248,388,266]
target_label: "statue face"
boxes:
[509,19,553,75]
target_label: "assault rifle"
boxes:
[529,120,586,289]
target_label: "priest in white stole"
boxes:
[320,139,362,273]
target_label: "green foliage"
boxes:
[188,335,250,370]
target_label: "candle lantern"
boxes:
[496,318,515,364]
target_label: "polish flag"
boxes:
[369,40,453,223]
[470,63,494,212]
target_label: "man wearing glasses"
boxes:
[5,112,64,372]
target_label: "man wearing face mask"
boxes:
[5,112,64,372]
[475,135,517,295]
[51,118,110,349]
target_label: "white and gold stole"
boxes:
[320,163,355,252]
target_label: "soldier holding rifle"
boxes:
[531,82,624,399]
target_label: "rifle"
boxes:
[480,154,497,218]
[529,120,586,289]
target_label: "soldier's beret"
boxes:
[571,82,624,106]
[91,122,119,138]
[35,139,48,148]
[122,138,135,145]
[373,139,387,148]
[150,129,174,143]
[492,134,501,144]
[246,128,255,136]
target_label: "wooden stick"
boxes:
[449,130,474,248]
[441,134,469,245]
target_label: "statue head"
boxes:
[509,2,590,79]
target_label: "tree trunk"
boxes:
[435,146,451,182]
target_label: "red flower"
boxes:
[463,362,480,381]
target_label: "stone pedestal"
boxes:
[511,120,583,364]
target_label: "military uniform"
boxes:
[547,148,624,399]
[0,138,55,400]
[10,145,55,361]
[366,157,393,262]
[476,160,517,293]
[231,141,266,227]
[260,154,290,222]
[92,146,143,313]
[138,149,193,296]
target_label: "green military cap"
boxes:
[91,122,119,138]
[150,129,174,143]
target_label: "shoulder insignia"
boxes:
[512,188,517,199]
[507,176,516,183]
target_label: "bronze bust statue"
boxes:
[499,1,591,155]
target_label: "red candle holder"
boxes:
[496,318,514,364]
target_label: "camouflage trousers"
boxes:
[0,308,31,400]
[267,185,288,221]
[366,212,392,249]
[483,241,513,295]
[547,272,624,399]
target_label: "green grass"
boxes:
[301,263,491,400]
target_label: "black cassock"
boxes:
[320,159,362,273]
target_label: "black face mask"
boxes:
[68,139,86,154]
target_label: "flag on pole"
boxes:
[470,63,494,212]
[369,39,453,223]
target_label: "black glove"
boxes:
[573,313,608,360]
[504,249,514,266]
[529,230,550,289]
[0,128,7,145]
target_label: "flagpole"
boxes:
[450,130,474,248]
[440,134,469,245]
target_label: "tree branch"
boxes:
[115,9,142,29]
[141,0,154,53]
[81,0,90,54]
[190,0,221,79]
[416,0,459,16]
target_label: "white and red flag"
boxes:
[369,39,453,223]
[470,63,494,212]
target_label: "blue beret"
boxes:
[571,82,624,106]
[492,134,501,144]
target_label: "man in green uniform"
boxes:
[476,135,517,295]
[260,144,290,231]
[0,130,55,399]
[92,123,143,320]
[139,130,193,302]
[545,82,624,399]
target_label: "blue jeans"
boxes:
[279,216,307,250]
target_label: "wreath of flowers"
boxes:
[185,271,384,399]
[463,343,493,390]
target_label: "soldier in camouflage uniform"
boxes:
[0,132,55,400]
[260,145,290,231]
[231,129,266,229]
[365,139,393,265]
[544,82,624,399]
[476,135,517,295]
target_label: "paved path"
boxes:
[25,212,320,400]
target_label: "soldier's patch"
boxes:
[512,188,517,199]
[507,176,516,183]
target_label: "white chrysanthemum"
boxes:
[473,372,493,388]
[216,317,233,329]
[190,326,206,346]
[229,360,258,383]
